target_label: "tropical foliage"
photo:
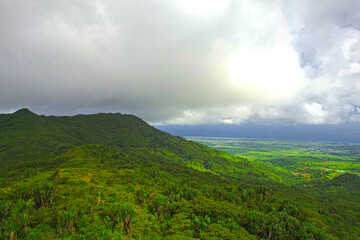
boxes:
[0,109,359,239]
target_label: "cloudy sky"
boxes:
[1,0,360,125]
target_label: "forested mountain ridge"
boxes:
[0,109,359,239]
[0,109,278,183]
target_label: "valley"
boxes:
[0,110,359,239]
[187,137,360,183]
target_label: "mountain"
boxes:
[0,109,278,183]
[0,109,359,239]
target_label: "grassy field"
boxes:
[187,137,360,182]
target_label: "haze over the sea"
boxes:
[157,123,360,143]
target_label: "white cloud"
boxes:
[225,45,305,103]
[304,103,326,124]
[343,37,359,60]
[339,62,360,76]
[0,0,360,125]
[178,0,231,16]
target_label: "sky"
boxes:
[1,0,360,126]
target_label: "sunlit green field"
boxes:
[187,137,360,182]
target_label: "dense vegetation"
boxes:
[0,109,359,239]
[187,137,360,183]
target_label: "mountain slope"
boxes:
[0,109,279,183]
[0,109,359,239]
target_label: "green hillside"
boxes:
[0,109,359,239]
